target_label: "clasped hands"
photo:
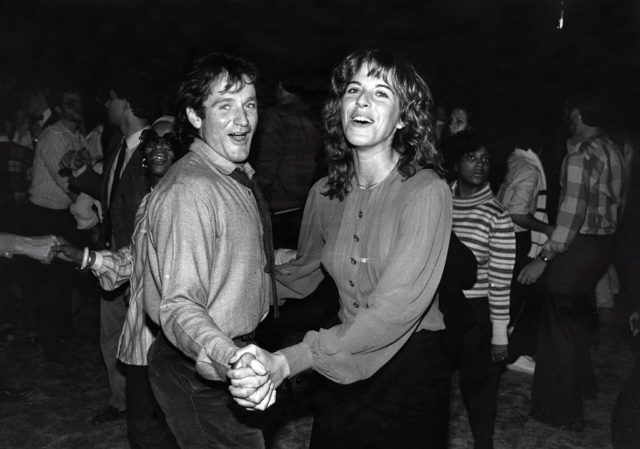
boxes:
[226,344,289,411]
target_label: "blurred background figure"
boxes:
[250,79,323,249]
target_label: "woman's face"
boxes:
[448,108,468,135]
[457,146,490,190]
[340,65,403,152]
[144,131,176,178]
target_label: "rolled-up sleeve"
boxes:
[281,180,451,383]
[92,247,132,291]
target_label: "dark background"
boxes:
[1,0,638,187]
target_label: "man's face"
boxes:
[568,107,580,135]
[59,92,83,124]
[191,75,258,163]
[104,89,126,127]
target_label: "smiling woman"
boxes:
[227,48,453,449]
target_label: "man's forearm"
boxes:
[511,213,552,236]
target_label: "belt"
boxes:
[233,331,256,345]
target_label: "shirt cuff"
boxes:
[196,337,238,382]
[491,319,509,345]
[92,251,104,270]
[278,341,313,378]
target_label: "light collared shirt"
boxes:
[497,148,545,233]
[546,133,624,253]
[276,168,451,384]
[29,121,86,209]
[141,138,271,380]
[107,127,147,205]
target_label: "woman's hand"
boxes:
[52,238,84,265]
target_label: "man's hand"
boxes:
[492,344,508,364]
[517,258,546,285]
[629,311,640,337]
[227,351,275,411]
[52,237,83,264]
[227,344,289,411]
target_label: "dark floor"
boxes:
[0,293,636,449]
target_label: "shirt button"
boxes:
[353,234,359,242]
[353,301,359,308]
[358,211,363,218]
[350,257,357,265]
[348,280,354,287]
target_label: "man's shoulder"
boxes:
[151,153,226,200]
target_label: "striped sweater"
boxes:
[451,182,516,345]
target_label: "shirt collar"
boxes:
[125,127,148,151]
[189,137,255,178]
[451,181,493,205]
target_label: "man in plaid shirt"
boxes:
[519,96,624,431]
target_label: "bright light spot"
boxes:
[557,1,565,30]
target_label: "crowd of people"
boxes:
[0,48,638,449]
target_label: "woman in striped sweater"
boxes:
[449,129,516,449]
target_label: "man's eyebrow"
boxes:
[209,95,257,106]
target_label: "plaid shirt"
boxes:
[546,133,624,253]
[0,139,33,206]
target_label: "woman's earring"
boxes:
[141,157,148,169]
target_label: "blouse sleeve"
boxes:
[275,180,329,299]
[280,178,452,383]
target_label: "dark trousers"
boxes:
[459,298,501,449]
[21,202,85,359]
[611,353,640,449]
[310,330,451,449]
[509,231,532,321]
[125,364,178,449]
[508,231,544,361]
[148,333,266,449]
[531,234,611,426]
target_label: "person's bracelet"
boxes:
[538,253,549,264]
[80,247,90,270]
[87,250,96,269]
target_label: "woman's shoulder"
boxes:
[401,168,449,194]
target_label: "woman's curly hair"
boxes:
[322,48,442,200]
